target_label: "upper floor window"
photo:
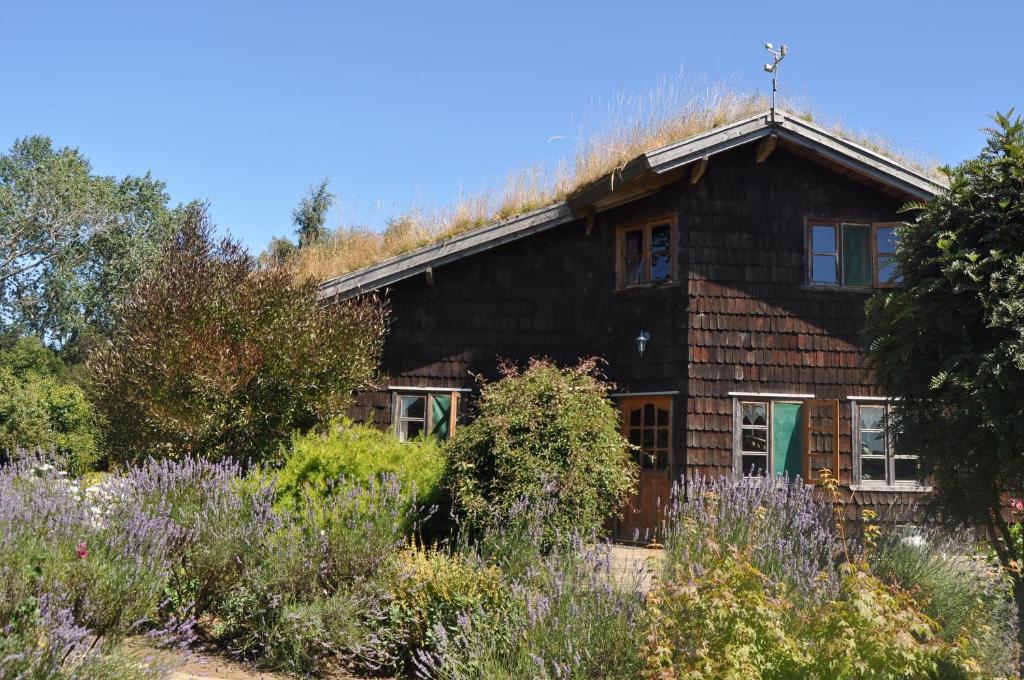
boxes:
[616,217,677,289]
[852,400,921,487]
[807,220,902,288]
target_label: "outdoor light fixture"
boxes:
[636,331,650,357]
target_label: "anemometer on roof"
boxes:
[763,42,789,122]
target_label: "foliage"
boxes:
[0,335,100,473]
[88,205,388,466]
[872,526,1019,676]
[417,541,647,680]
[444,357,635,545]
[0,457,187,675]
[274,420,447,522]
[212,476,410,674]
[863,110,1024,659]
[663,473,840,600]
[646,510,980,679]
[387,548,509,659]
[0,135,181,357]
[293,177,335,249]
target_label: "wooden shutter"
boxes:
[803,399,840,485]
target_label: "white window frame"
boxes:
[851,399,923,489]
[731,395,808,477]
[391,389,465,442]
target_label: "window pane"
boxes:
[656,408,669,426]
[859,406,885,431]
[812,225,836,253]
[741,402,767,426]
[812,255,838,284]
[626,258,643,285]
[651,252,671,281]
[742,454,768,476]
[643,403,655,424]
[624,230,643,256]
[629,429,642,446]
[842,224,871,287]
[641,450,654,470]
[401,395,425,419]
[650,225,670,251]
[877,256,900,284]
[630,408,641,426]
[404,420,425,440]
[655,450,668,470]
[656,428,669,449]
[861,457,886,481]
[861,430,886,456]
[742,428,767,453]
[642,429,654,449]
[894,458,920,483]
[876,226,897,253]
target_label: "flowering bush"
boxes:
[664,473,840,600]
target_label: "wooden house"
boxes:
[319,110,945,537]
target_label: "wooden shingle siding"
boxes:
[347,144,924,518]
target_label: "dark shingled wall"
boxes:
[347,143,926,517]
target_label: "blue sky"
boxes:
[2,1,1020,252]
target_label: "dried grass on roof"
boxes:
[292,80,939,283]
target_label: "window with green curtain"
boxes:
[430,394,452,440]
[842,223,871,287]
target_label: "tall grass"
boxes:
[294,76,940,283]
[871,526,1019,677]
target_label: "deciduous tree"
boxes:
[88,205,387,466]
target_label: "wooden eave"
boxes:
[319,110,946,302]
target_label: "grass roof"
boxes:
[291,81,939,284]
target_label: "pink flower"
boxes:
[1010,498,1024,513]
[75,542,88,560]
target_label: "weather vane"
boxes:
[763,42,788,122]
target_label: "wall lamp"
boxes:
[636,331,650,357]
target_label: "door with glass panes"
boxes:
[618,396,672,541]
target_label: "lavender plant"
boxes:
[664,473,840,600]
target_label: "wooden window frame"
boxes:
[805,218,905,289]
[872,222,901,288]
[852,400,921,489]
[392,390,460,442]
[615,215,678,290]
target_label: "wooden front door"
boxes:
[618,396,672,542]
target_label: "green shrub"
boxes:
[275,420,446,520]
[444,358,635,545]
[0,335,100,474]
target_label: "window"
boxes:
[624,399,671,471]
[732,397,836,482]
[807,220,903,288]
[853,401,920,487]
[739,401,769,474]
[616,217,676,288]
[393,391,459,442]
